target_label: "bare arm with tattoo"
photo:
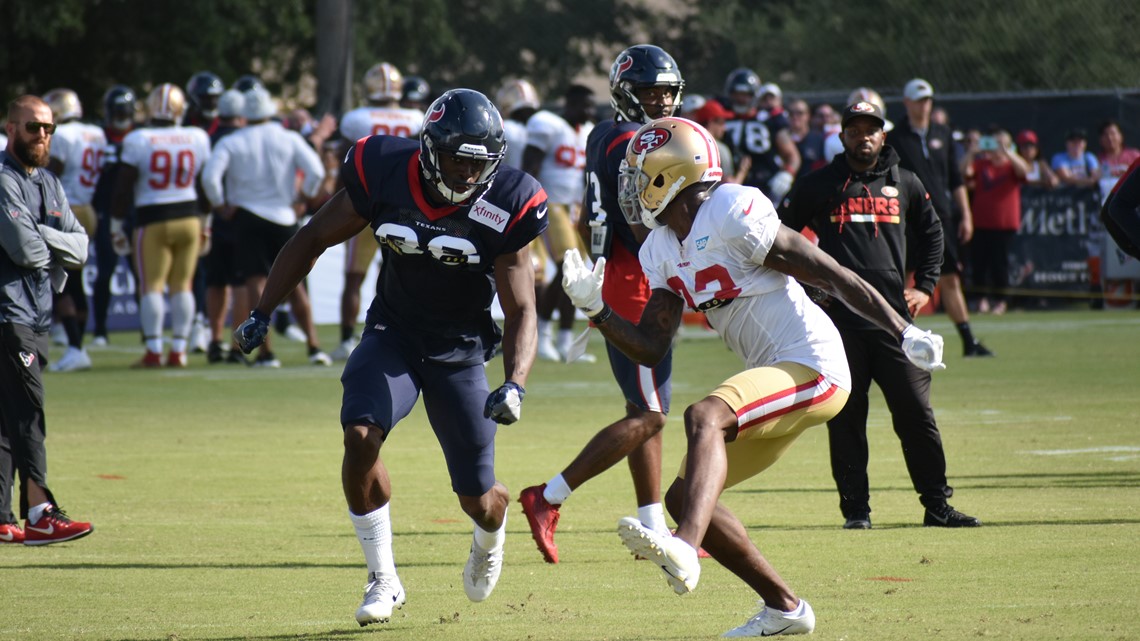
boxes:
[591,288,684,367]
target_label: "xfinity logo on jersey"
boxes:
[469,200,511,232]
[631,128,671,154]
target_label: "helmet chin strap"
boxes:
[640,175,687,229]
[434,178,476,204]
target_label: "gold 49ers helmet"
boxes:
[43,88,83,122]
[618,117,723,229]
[364,62,403,102]
[495,78,540,118]
[146,83,186,123]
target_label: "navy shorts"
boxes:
[605,340,672,414]
[340,323,497,497]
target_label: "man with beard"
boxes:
[779,101,980,530]
[0,95,93,545]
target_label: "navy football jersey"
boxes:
[583,119,640,260]
[341,135,548,365]
[723,109,791,196]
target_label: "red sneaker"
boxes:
[518,484,560,563]
[132,351,163,369]
[166,351,186,368]
[0,522,24,544]
[23,506,93,545]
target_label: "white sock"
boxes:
[472,512,506,552]
[783,599,806,616]
[556,329,573,355]
[350,504,396,576]
[543,473,571,505]
[538,320,552,343]
[638,503,668,534]
[28,502,51,524]
[169,291,195,353]
[141,292,165,353]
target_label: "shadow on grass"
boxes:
[732,470,1140,495]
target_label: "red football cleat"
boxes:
[0,522,25,544]
[132,351,163,369]
[519,484,560,563]
[23,506,93,546]
[166,351,186,368]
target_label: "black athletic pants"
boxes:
[0,323,56,522]
[827,326,952,518]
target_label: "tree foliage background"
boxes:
[2,0,1133,121]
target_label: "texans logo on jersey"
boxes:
[631,128,671,154]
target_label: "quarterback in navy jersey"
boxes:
[235,89,547,625]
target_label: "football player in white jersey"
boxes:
[43,89,107,372]
[331,62,426,361]
[523,84,595,362]
[562,117,946,638]
[111,83,212,368]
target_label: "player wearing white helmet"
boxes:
[43,88,107,372]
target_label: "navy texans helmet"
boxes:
[102,85,136,130]
[419,89,506,205]
[723,67,762,115]
[186,71,224,118]
[401,75,431,106]
[608,44,684,124]
[232,74,265,93]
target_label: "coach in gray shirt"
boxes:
[0,95,93,545]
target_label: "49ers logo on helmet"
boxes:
[427,103,446,123]
[631,128,671,154]
[611,54,633,81]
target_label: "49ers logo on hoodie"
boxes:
[830,193,901,224]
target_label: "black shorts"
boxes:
[205,217,246,287]
[939,213,963,275]
[232,209,299,279]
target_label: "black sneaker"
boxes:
[963,341,994,357]
[207,341,225,364]
[923,503,980,527]
[225,349,249,365]
[843,514,872,530]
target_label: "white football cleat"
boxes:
[617,516,700,594]
[536,337,561,362]
[284,324,308,342]
[48,347,92,373]
[189,317,210,354]
[463,539,503,602]
[309,350,333,366]
[331,337,357,361]
[355,572,405,627]
[722,599,815,637]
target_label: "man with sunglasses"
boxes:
[779,101,980,530]
[0,95,94,545]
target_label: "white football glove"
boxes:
[901,324,947,371]
[767,170,795,203]
[109,218,131,257]
[562,249,605,317]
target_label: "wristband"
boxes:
[589,304,613,325]
[250,308,271,324]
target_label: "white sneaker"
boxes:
[50,323,68,346]
[309,350,333,366]
[722,600,815,637]
[536,337,562,362]
[617,516,700,594]
[284,324,308,342]
[463,540,503,602]
[189,318,210,354]
[91,336,108,348]
[48,347,92,373]
[355,572,405,627]
[331,337,357,361]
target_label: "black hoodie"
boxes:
[778,145,943,330]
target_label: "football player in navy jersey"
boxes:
[234,89,547,626]
[518,44,685,564]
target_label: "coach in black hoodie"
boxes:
[779,100,980,530]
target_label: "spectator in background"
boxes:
[1051,128,1101,188]
[965,129,1030,315]
[811,102,839,137]
[690,97,746,184]
[1016,130,1058,189]
[787,98,826,177]
[757,83,783,118]
[1096,119,1140,197]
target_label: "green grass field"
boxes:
[3,310,1139,640]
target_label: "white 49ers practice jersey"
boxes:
[49,121,107,206]
[121,125,211,207]
[339,105,424,142]
[525,109,592,205]
[639,182,851,390]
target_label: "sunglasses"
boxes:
[22,121,56,135]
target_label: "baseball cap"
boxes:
[692,99,734,125]
[1066,128,1087,141]
[758,82,781,98]
[1016,129,1038,146]
[841,101,886,129]
[904,78,934,101]
[218,89,244,119]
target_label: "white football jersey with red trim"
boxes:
[525,109,592,205]
[49,121,107,206]
[340,106,424,142]
[640,183,850,389]
[121,126,211,207]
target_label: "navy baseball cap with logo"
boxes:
[841,101,886,129]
